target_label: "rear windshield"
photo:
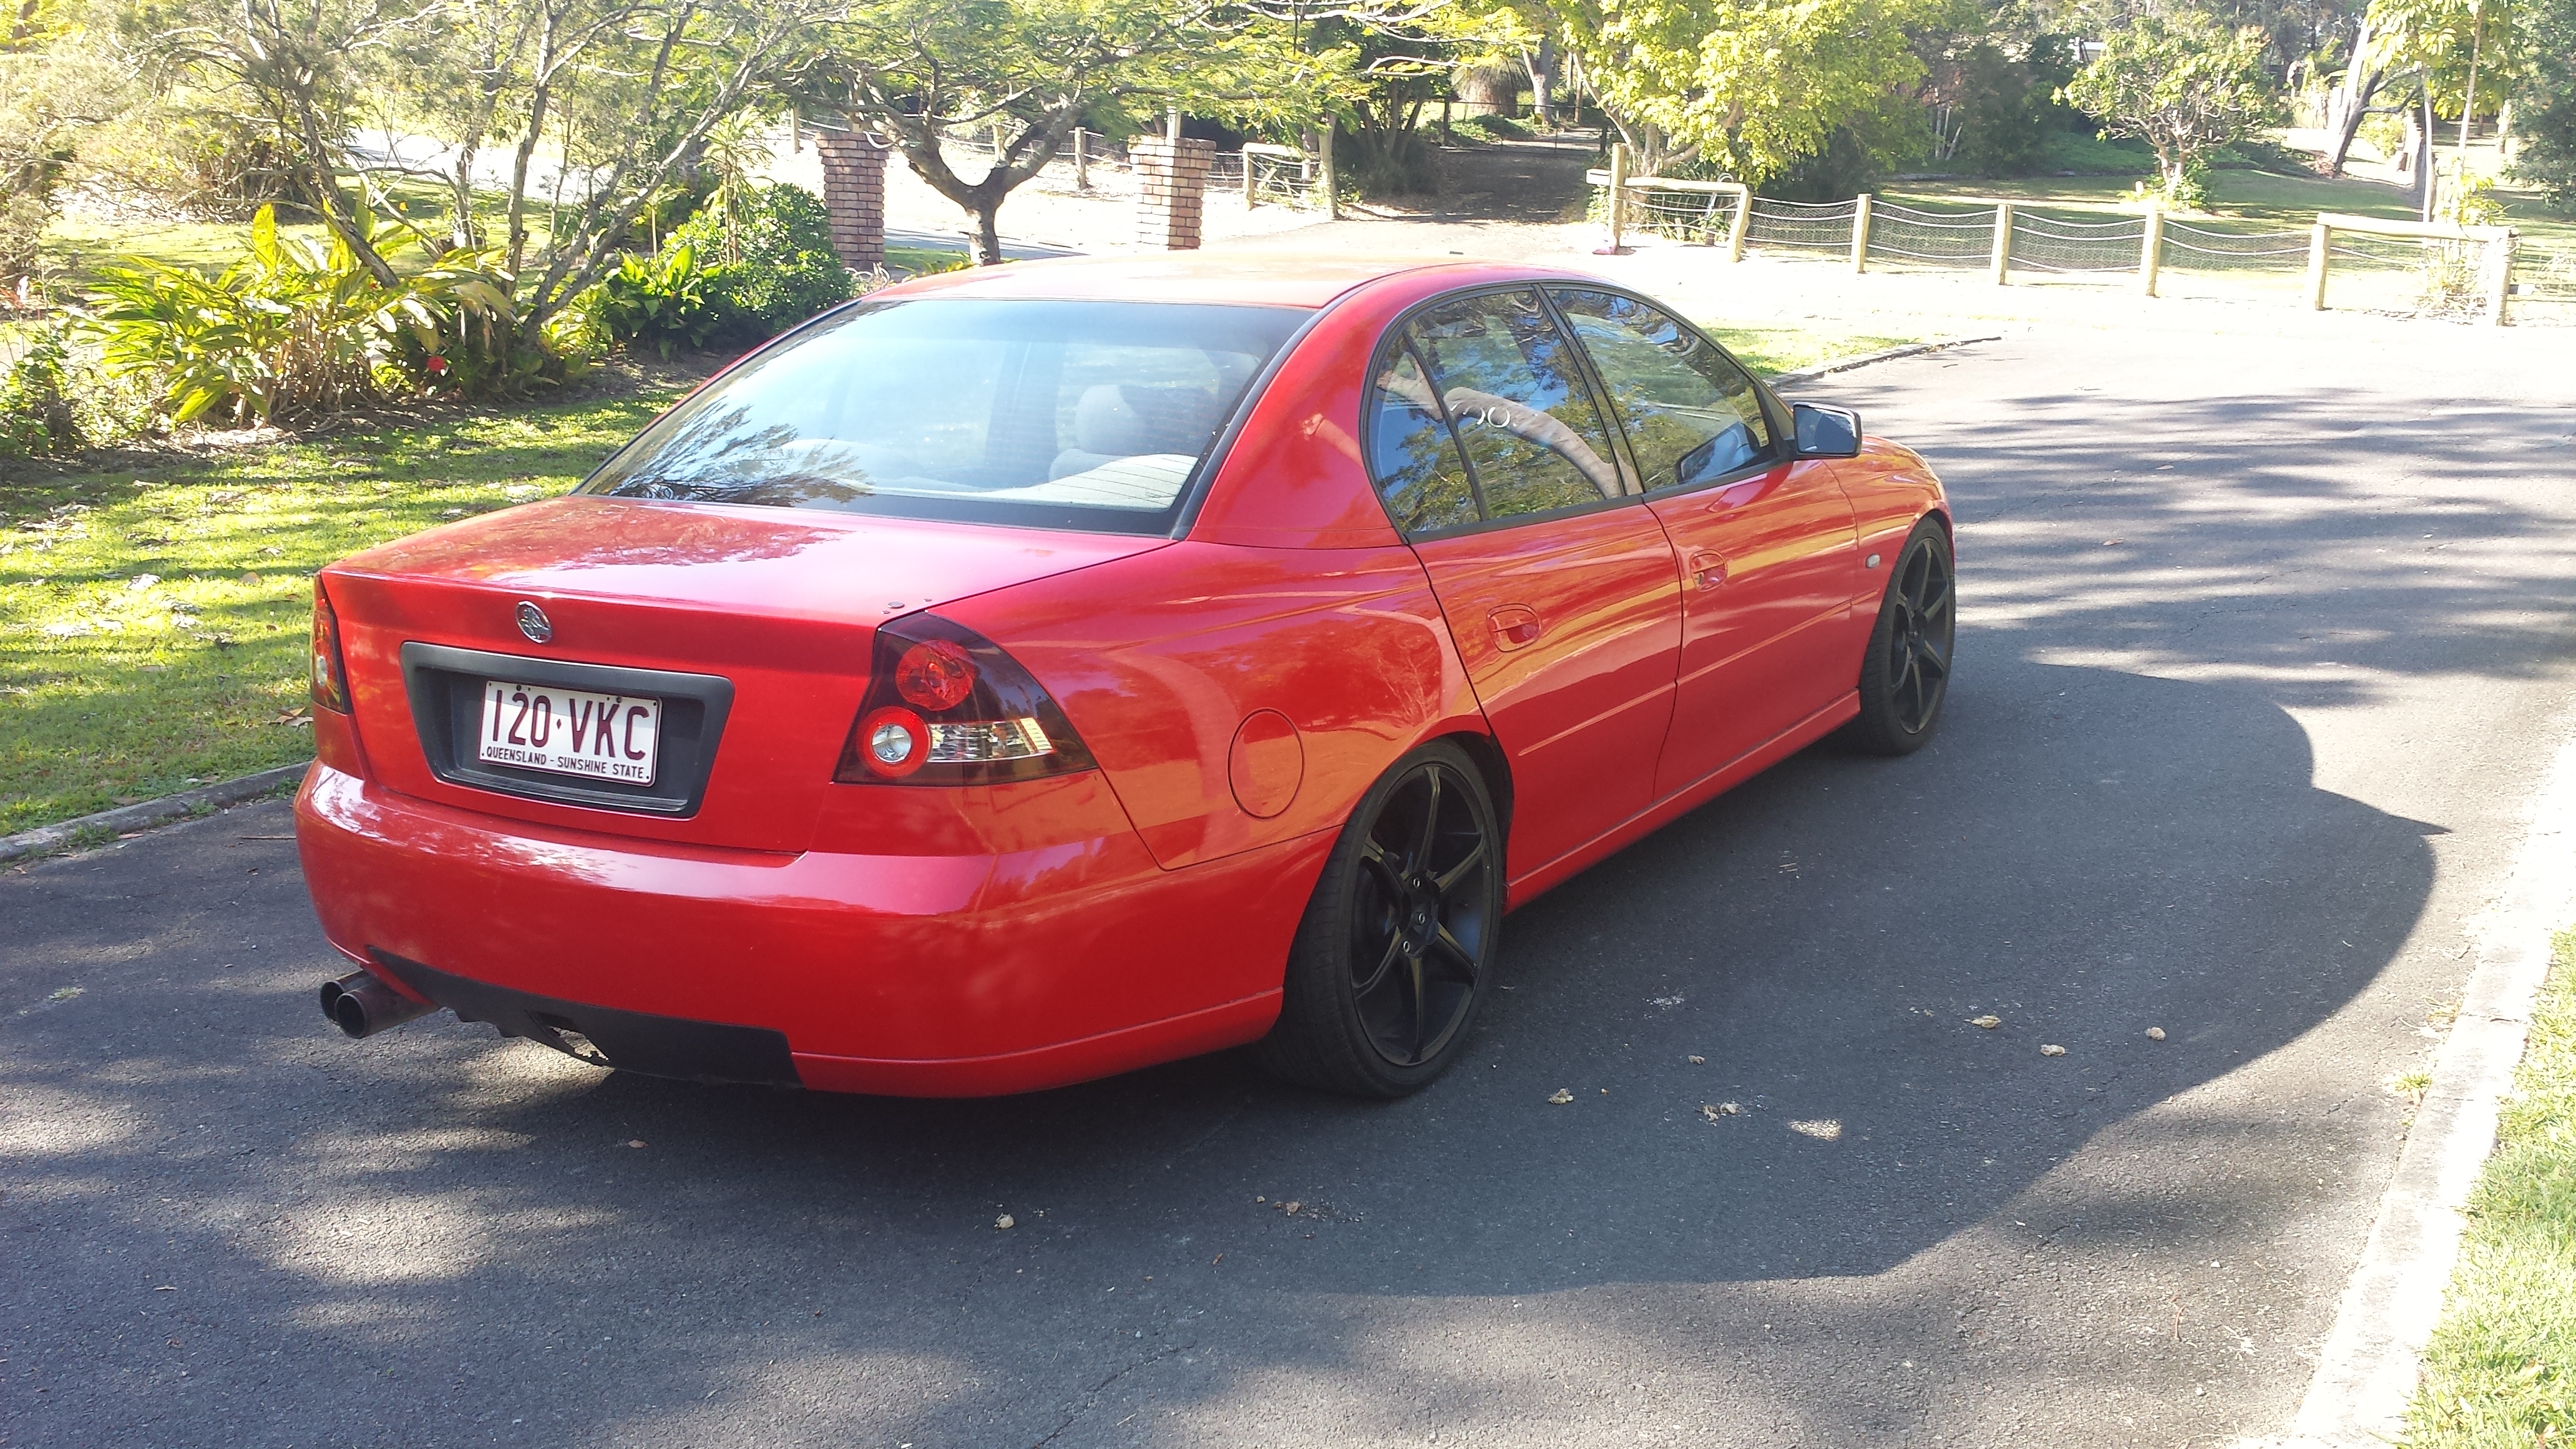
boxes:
[580,298,1307,534]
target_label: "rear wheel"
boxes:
[1254,741,1502,1098]
[1844,517,1955,756]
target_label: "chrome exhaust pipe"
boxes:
[318,970,437,1039]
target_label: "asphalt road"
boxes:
[8,319,2576,1447]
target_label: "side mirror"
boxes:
[1792,403,1862,459]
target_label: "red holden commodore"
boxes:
[298,255,1953,1099]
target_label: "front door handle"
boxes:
[1686,550,1728,590]
[1487,605,1542,651]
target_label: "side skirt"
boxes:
[1503,690,1861,910]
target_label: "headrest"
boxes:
[1073,383,1222,456]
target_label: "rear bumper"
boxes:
[295,764,1329,1096]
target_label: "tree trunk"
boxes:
[972,199,1002,266]
[2319,16,2383,177]
[2418,89,2438,221]
[1528,36,1556,129]
[2459,1,2482,155]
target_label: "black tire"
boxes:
[1843,517,1956,756]
[1253,741,1503,1098]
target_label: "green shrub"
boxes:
[79,205,516,426]
[595,183,855,353]
[0,324,154,457]
[1450,112,1531,144]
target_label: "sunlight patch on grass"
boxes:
[2406,931,2576,1444]
[0,392,680,832]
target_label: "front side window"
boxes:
[1403,289,1629,521]
[1549,288,1772,492]
[581,299,1305,535]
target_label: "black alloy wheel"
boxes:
[1845,518,1956,755]
[1255,741,1502,1097]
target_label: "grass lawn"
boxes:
[1708,324,1922,376]
[2407,931,2576,1442]
[0,315,1897,838]
[0,381,695,834]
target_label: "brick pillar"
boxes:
[1131,137,1216,251]
[812,132,891,271]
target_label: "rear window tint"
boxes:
[581,299,1306,534]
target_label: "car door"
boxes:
[1364,286,1682,886]
[1548,287,1861,799]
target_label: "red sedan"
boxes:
[298,256,1953,1098]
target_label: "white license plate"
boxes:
[476,680,660,785]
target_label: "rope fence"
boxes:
[1588,169,2552,326]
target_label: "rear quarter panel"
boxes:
[945,541,1485,871]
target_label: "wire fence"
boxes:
[1744,197,1857,253]
[1241,148,1327,209]
[1596,178,2559,326]
[2006,210,2143,274]
[1868,200,1995,268]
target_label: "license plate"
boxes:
[476,680,660,785]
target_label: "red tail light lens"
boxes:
[894,639,976,711]
[835,615,1095,786]
[310,582,351,713]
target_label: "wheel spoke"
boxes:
[1407,957,1430,1061]
[1916,576,1953,622]
[1354,930,1403,997]
[1433,839,1486,897]
[1412,767,1444,875]
[1359,837,1405,895]
[1916,633,1949,678]
[1430,925,1479,983]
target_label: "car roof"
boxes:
[871,253,1600,310]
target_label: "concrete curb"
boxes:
[0,761,310,866]
[1769,335,2004,388]
[2273,720,2576,1446]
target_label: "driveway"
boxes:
[7,319,2575,1447]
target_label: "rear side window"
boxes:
[580,299,1305,535]
[1365,341,1483,535]
[1549,288,1773,492]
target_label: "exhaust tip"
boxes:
[319,969,436,1039]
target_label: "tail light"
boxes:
[310,582,351,713]
[834,615,1095,786]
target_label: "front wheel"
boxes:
[1253,741,1503,1098]
[1843,517,1955,756]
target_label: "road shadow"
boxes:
[0,656,2435,1445]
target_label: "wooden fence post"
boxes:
[1726,186,1750,261]
[1850,193,1873,273]
[1319,124,1339,220]
[2138,205,2163,296]
[1605,143,1630,252]
[1989,201,2014,285]
[2487,230,2516,325]
[2306,222,2332,310]
[1073,127,1088,192]
[1242,147,1257,208]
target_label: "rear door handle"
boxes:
[1686,550,1728,590]
[1487,605,1542,651]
